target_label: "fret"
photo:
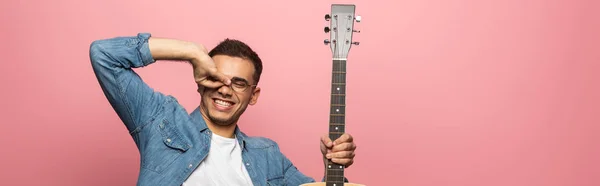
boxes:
[329,115,345,124]
[326,161,345,185]
[331,104,345,106]
[331,84,346,94]
[332,73,346,83]
[329,131,344,134]
[330,105,345,114]
[330,114,345,116]
[330,125,345,133]
[329,123,345,125]
[332,60,347,72]
[331,83,346,85]
[332,71,346,74]
[330,95,345,105]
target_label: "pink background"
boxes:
[1,0,599,185]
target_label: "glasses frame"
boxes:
[229,77,257,93]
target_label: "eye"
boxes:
[232,81,247,88]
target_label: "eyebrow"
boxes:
[231,76,250,84]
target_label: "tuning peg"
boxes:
[325,14,331,21]
[324,27,330,33]
[324,39,330,45]
[355,15,362,22]
[352,41,360,45]
[353,29,360,33]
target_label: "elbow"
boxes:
[89,40,113,69]
[89,40,105,62]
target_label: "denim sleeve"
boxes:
[89,33,166,136]
[271,144,316,185]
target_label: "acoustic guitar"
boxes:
[301,4,364,186]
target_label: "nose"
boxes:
[216,84,233,97]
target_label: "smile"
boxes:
[212,98,235,111]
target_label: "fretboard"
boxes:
[326,59,347,185]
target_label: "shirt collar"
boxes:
[190,107,247,150]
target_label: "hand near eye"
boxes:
[190,44,231,88]
[320,133,356,168]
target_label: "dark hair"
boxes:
[208,39,263,84]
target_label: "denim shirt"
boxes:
[89,33,316,186]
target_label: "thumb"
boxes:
[320,134,333,154]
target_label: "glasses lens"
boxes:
[231,78,249,92]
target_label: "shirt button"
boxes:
[188,164,193,168]
[166,138,172,143]
[246,163,250,166]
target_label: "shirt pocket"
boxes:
[141,118,191,173]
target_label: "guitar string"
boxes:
[338,14,351,184]
[330,15,348,183]
[329,13,341,183]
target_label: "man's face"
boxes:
[198,55,261,126]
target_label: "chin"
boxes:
[201,99,243,126]
[206,111,237,126]
[210,116,237,126]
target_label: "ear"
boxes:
[249,87,261,105]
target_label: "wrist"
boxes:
[188,43,208,66]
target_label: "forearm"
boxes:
[149,37,206,65]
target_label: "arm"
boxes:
[89,33,228,140]
[271,144,316,185]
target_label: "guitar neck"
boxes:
[326,59,347,185]
[329,59,347,140]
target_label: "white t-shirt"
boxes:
[182,133,254,186]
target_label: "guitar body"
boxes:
[319,4,366,186]
[301,182,365,186]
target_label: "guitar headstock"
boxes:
[325,4,360,59]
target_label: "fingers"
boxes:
[320,134,333,155]
[326,151,355,159]
[206,67,231,85]
[195,67,230,89]
[321,135,333,148]
[193,53,230,88]
[323,133,356,168]
[326,151,355,167]
[333,133,353,145]
[331,142,356,152]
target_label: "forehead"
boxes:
[212,55,256,83]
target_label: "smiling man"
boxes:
[89,33,357,186]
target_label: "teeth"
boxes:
[215,99,232,107]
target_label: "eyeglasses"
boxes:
[229,77,257,93]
